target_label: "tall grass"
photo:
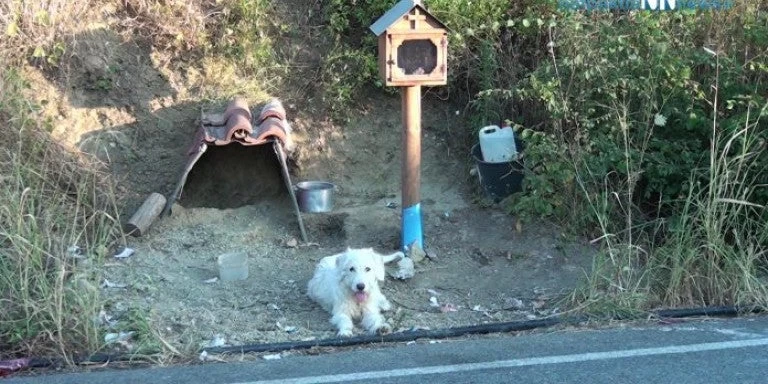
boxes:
[647,98,768,308]
[573,63,768,314]
[0,68,123,361]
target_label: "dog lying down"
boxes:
[307,248,404,337]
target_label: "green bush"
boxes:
[511,3,768,309]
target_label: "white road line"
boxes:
[236,337,768,384]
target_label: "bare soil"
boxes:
[22,3,597,353]
[90,93,595,351]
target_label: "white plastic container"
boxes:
[217,252,249,281]
[479,125,518,163]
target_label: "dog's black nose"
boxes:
[356,283,365,291]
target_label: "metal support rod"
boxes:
[274,141,308,242]
[401,85,423,251]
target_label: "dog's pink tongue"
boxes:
[355,291,368,303]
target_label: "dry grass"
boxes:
[0,0,93,64]
[0,68,123,361]
[0,0,283,363]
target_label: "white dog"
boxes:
[307,248,403,337]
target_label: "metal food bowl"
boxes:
[295,181,335,213]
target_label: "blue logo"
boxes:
[558,0,733,10]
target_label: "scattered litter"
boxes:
[472,305,488,312]
[386,202,398,209]
[397,325,431,333]
[104,331,134,344]
[67,245,84,259]
[262,354,282,360]
[429,296,440,307]
[204,277,219,284]
[198,350,225,362]
[101,279,127,289]
[285,238,299,248]
[113,247,135,259]
[277,321,297,333]
[440,303,458,313]
[506,298,524,310]
[97,309,118,328]
[388,257,414,280]
[0,358,31,377]
[532,299,547,310]
[300,337,316,341]
[206,335,227,348]
[427,289,439,296]
[406,341,416,345]
[525,313,537,320]
[443,212,450,218]
[269,304,280,311]
[429,340,442,344]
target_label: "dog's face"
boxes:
[336,248,386,304]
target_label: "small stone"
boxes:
[285,238,298,248]
[408,244,426,264]
[506,298,524,310]
[388,257,414,280]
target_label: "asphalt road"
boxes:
[7,316,768,384]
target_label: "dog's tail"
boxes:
[381,251,404,264]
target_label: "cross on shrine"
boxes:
[407,8,427,30]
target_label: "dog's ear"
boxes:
[336,252,348,268]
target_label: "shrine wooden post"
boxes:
[370,0,448,251]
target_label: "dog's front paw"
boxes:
[379,299,392,312]
[337,328,354,337]
[370,322,392,335]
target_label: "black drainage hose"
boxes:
[201,305,762,355]
[203,316,579,355]
[14,305,764,371]
[653,305,758,318]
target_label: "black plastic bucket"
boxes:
[471,142,525,201]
